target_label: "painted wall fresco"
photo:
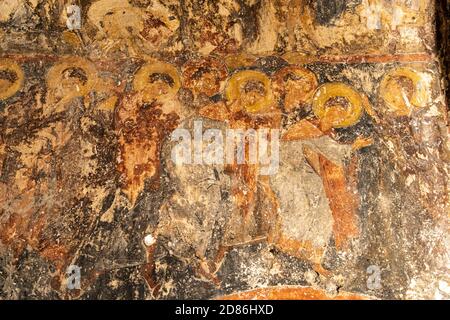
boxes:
[0,0,449,300]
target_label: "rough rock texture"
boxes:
[0,0,449,300]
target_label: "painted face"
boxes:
[58,68,89,99]
[46,57,97,111]
[183,57,227,98]
[133,62,181,103]
[274,66,318,112]
[0,59,24,100]
[312,83,365,131]
[226,70,273,114]
[379,67,430,117]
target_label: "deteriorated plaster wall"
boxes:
[0,0,449,300]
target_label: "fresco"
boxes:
[0,0,448,300]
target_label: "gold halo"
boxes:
[0,59,24,100]
[133,62,181,100]
[225,70,273,113]
[273,65,318,110]
[379,67,430,116]
[46,56,97,97]
[312,83,364,129]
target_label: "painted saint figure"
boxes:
[116,61,183,206]
[269,66,372,273]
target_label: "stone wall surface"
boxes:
[0,0,449,300]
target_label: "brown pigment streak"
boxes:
[314,53,435,64]
[1,53,434,66]
[216,286,370,300]
[318,154,359,249]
